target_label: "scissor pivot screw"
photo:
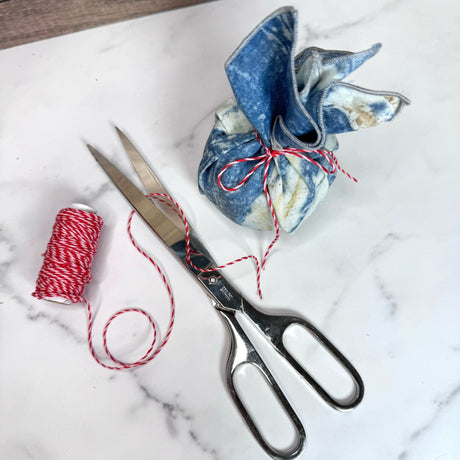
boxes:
[209,276,217,284]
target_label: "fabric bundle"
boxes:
[198,6,409,233]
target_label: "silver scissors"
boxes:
[87,128,364,459]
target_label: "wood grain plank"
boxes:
[0,0,214,50]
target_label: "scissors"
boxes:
[87,128,364,459]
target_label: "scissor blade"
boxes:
[87,144,184,247]
[115,127,188,230]
[115,127,168,195]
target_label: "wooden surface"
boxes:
[0,0,214,50]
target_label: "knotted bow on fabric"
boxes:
[198,6,409,233]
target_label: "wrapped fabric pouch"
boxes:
[198,6,409,232]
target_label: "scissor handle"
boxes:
[179,237,363,409]
[243,304,364,411]
[217,308,306,460]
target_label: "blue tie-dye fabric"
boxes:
[198,6,409,233]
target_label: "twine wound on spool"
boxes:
[32,204,175,370]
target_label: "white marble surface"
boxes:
[1,0,459,459]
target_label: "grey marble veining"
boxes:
[302,0,403,42]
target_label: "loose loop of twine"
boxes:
[32,191,271,370]
[217,131,357,296]
[32,206,175,371]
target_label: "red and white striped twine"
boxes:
[217,131,357,296]
[32,206,175,370]
[31,192,269,371]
